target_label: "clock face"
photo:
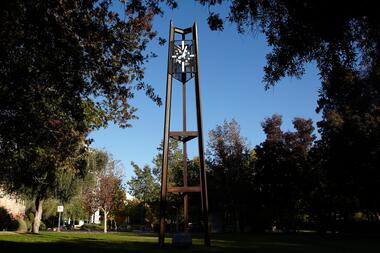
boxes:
[172,41,195,72]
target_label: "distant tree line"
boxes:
[129,110,379,233]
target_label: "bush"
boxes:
[8,219,27,233]
[24,211,35,232]
[117,223,131,232]
[0,208,28,232]
[0,207,12,231]
[65,223,74,230]
[81,223,103,232]
[27,211,35,222]
[25,218,32,232]
[17,219,28,233]
[43,215,57,229]
[39,221,47,231]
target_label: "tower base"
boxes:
[172,232,192,248]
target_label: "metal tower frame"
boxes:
[158,21,210,247]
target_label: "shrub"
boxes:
[0,207,12,231]
[117,223,131,232]
[25,218,32,232]
[65,223,74,230]
[39,220,47,231]
[81,223,103,232]
[17,219,28,233]
[27,212,34,222]
[8,219,27,233]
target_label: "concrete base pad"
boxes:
[172,232,192,248]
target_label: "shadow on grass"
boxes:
[1,232,380,253]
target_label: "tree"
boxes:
[54,149,109,229]
[63,195,88,227]
[129,162,160,204]
[255,114,315,230]
[152,139,184,185]
[207,119,254,232]
[83,154,125,233]
[196,0,380,87]
[128,162,160,226]
[0,137,88,233]
[194,0,380,230]
[128,140,185,228]
[152,139,186,222]
[112,199,128,230]
[0,0,164,233]
[128,139,205,229]
[125,198,145,225]
[312,64,380,227]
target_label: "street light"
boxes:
[57,205,64,232]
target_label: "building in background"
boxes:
[90,209,101,224]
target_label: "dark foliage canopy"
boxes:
[197,0,380,87]
[0,0,167,204]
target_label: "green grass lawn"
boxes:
[1,231,380,253]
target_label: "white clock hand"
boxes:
[181,46,188,58]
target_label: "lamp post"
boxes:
[57,205,64,232]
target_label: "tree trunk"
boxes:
[234,206,241,233]
[33,196,44,233]
[103,210,108,233]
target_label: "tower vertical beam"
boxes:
[159,21,174,247]
[192,22,210,247]
[182,33,189,232]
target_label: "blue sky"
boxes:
[89,1,322,181]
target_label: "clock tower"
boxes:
[159,21,210,247]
